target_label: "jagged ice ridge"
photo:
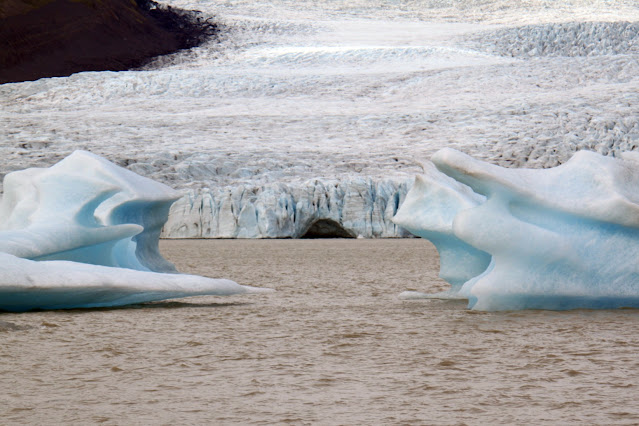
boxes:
[164,178,413,238]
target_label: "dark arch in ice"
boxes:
[300,219,356,239]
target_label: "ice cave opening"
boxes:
[300,219,356,239]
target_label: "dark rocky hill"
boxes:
[0,0,216,84]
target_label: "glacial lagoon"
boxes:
[2,239,639,424]
[3,0,639,422]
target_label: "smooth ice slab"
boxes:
[394,148,639,311]
[0,151,269,311]
[0,253,269,312]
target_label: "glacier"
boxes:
[0,151,267,312]
[3,2,639,240]
[163,178,413,239]
[394,148,639,311]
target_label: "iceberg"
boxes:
[0,151,268,312]
[394,148,639,311]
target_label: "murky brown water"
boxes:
[2,239,639,424]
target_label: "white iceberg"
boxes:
[0,151,268,312]
[394,148,639,311]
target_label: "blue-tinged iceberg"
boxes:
[0,151,268,312]
[394,148,639,311]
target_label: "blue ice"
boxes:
[394,148,639,311]
[0,151,268,312]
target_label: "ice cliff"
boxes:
[163,178,413,239]
[394,148,639,311]
[0,151,266,312]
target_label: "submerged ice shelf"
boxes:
[394,148,639,311]
[0,151,268,312]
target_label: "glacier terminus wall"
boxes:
[163,178,414,239]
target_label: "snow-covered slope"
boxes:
[2,1,639,237]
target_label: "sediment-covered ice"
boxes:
[0,151,266,312]
[394,148,639,311]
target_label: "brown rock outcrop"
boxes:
[0,0,216,84]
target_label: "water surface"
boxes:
[2,239,638,424]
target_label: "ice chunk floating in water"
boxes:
[0,151,269,312]
[394,148,639,311]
